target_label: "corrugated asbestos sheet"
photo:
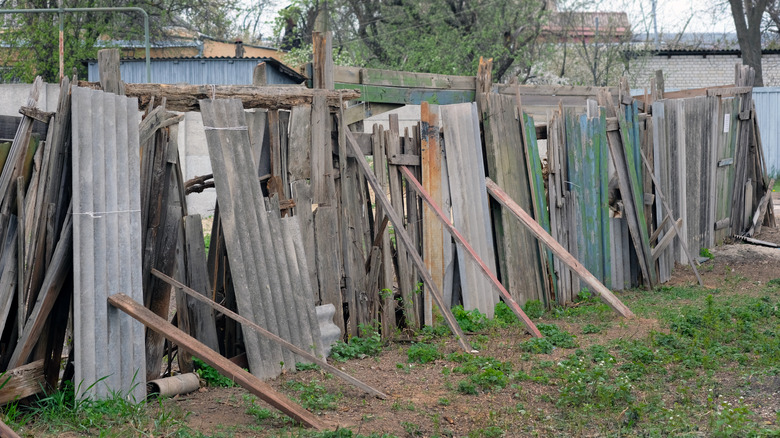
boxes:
[753,88,780,177]
[87,58,302,85]
[200,98,323,380]
[441,103,498,317]
[71,86,146,401]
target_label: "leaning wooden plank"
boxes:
[345,129,473,352]
[400,167,542,338]
[651,218,683,261]
[486,178,635,318]
[0,359,46,406]
[637,148,704,287]
[746,178,775,237]
[598,91,653,288]
[182,215,220,352]
[78,81,358,112]
[107,293,325,430]
[152,269,384,399]
[7,211,71,369]
[0,418,20,438]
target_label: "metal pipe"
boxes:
[0,6,150,82]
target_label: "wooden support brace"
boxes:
[637,148,704,286]
[18,106,53,124]
[399,166,542,338]
[151,269,387,399]
[107,293,325,429]
[485,178,635,318]
[344,129,474,352]
[651,218,683,261]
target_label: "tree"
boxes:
[0,0,238,83]
[728,0,770,86]
[269,0,550,83]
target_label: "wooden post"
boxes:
[421,103,443,326]
[476,57,493,94]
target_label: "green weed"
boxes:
[194,357,236,387]
[407,343,443,364]
[284,379,340,413]
[330,324,383,362]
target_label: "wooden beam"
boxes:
[97,49,125,95]
[151,269,387,399]
[706,86,752,97]
[77,81,359,112]
[344,129,474,352]
[485,178,634,318]
[18,106,53,124]
[400,167,542,337]
[326,65,476,90]
[387,154,420,166]
[0,359,46,406]
[108,293,325,429]
[495,84,618,97]
[0,419,20,438]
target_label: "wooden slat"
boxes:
[421,103,443,326]
[651,218,682,260]
[495,84,618,97]
[288,105,312,181]
[370,125,396,334]
[486,178,634,318]
[108,293,324,430]
[182,215,220,352]
[344,129,473,352]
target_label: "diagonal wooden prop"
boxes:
[399,166,542,338]
[486,178,634,318]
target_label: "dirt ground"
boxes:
[163,212,780,437]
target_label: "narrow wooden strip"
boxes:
[746,178,775,237]
[344,129,473,352]
[400,167,542,338]
[486,178,635,318]
[651,218,682,261]
[387,154,421,166]
[108,293,325,429]
[151,269,385,399]
[649,215,671,243]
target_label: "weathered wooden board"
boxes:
[334,83,475,105]
[478,93,545,305]
[0,359,46,406]
[715,97,741,244]
[441,103,498,317]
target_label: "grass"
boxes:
[330,324,383,362]
[3,381,194,437]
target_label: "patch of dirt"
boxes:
[158,223,780,437]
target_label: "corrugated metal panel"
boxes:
[72,86,145,401]
[752,88,780,177]
[200,98,322,380]
[87,58,300,85]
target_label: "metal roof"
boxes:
[87,56,306,85]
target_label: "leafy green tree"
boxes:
[0,0,238,83]
[271,0,550,82]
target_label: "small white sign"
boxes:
[724,114,730,133]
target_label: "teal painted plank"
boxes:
[334,83,475,105]
[619,103,656,286]
[524,113,557,301]
[597,109,611,289]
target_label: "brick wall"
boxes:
[629,53,780,89]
